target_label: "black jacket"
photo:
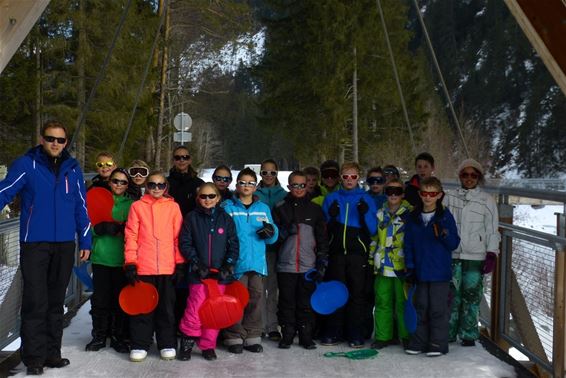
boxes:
[272,194,329,273]
[167,168,204,217]
[179,205,239,283]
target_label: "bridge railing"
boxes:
[443,181,566,378]
[0,218,83,353]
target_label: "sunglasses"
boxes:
[128,167,149,178]
[213,175,231,183]
[460,172,479,179]
[147,182,167,190]
[341,174,359,180]
[43,135,67,144]
[383,168,398,176]
[198,193,218,200]
[173,155,190,161]
[110,178,128,186]
[237,180,257,187]
[321,171,339,179]
[419,190,441,198]
[384,186,404,196]
[96,161,114,168]
[261,170,277,177]
[289,183,307,190]
[366,176,386,185]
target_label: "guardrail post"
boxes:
[495,194,513,347]
[554,212,566,378]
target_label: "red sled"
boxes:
[199,279,243,329]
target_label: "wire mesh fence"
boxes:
[0,219,22,351]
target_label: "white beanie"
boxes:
[457,158,484,175]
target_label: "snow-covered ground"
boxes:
[7,301,516,378]
[513,204,562,234]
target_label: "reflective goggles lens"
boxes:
[384,186,404,196]
[128,167,149,178]
[419,190,441,198]
[96,161,114,168]
[289,183,307,190]
[366,176,386,185]
[237,180,257,187]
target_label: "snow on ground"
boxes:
[8,301,517,378]
[513,204,562,234]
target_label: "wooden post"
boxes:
[553,212,566,378]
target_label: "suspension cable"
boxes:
[118,0,168,160]
[376,0,417,155]
[411,0,470,158]
[69,0,134,151]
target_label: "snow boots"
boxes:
[298,324,316,350]
[178,335,196,361]
[278,325,295,349]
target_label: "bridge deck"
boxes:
[8,301,517,377]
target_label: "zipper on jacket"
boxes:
[208,233,212,267]
[24,206,33,242]
[342,203,349,255]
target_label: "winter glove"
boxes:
[394,268,415,284]
[432,220,448,239]
[191,260,210,280]
[124,264,138,286]
[218,263,235,281]
[328,200,340,219]
[481,252,497,274]
[313,258,328,282]
[357,199,369,216]
[256,221,275,240]
[172,264,187,286]
[94,221,123,236]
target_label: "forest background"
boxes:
[0,0,564,178]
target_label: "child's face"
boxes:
[96,156,116,179]
[367,172,385,194]
[416,159,434,179]
[385,182,404,207]
[321,169,339,189]
[305,174,318,193]
[129,166,149,186]
[288,175,307,199]
[109,172,128,196]
[260,162,278,187]
[198,187,220,209]
[236,174,257,197]
[419,185,442,209]
[146,174,167,199]
[459,167,479,189]
[213,168,232,191]
[341,168,359,190]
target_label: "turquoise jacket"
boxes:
[256,184,287,210]
[223,197,279,278]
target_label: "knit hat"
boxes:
[457,158,484,175]
[320,160,339,173]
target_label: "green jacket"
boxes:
[370,200,413,275]
[91,194,134,267]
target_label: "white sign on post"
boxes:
[173,112,192,145]
[173,132,192,143]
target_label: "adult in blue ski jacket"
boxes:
[0,121,91,375]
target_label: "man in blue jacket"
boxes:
[0,121,91,375]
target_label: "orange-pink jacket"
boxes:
[124,194,184,275]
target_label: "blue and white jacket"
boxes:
[0,146,92,250]
[222,196,279,278]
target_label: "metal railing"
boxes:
[0,218,83,352]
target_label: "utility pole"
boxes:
[352,47,359,162]
[155,0,170,169]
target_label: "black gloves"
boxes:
[172,264,187,286]
[256,221,275,240]
[394,269,415,284]
[94,221,124,236]
[219,263,235,281]
[357,200,369,216]
[124,264,138,286]
[191,260,210,280]
[311,258,328,282]
[328,200,340,218]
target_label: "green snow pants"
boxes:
[449,259,483,342]
[373,275,408,342]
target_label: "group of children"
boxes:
[85,151,484,363]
